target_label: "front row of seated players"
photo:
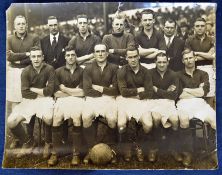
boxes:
[7,44,216,167]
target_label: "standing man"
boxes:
[82,43,119,164]
[162,18,185,72]
[185,17,215,102]
[102,15,136,65]
[177,49,216,167]
[135,9,166,69]
[41,16,70,69]
[7,46,55,158]
[68,14,101,65]
[48,46,84,166]
[6,15,40,148]
[117,47,154,162]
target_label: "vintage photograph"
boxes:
[3,2,217,169]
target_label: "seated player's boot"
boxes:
[148,149,158,163]
[123,147,132,162]
[135,146,144,162]
[16,138,34,158]
[10,139,20,149]
[83,151,91,164]
[48,153,58,166]
[71,154,81,166]
[111,150,117,164]
[171,151,183,162]
[43,143,52,159]
[182,152,192,167]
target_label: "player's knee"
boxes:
[82,115,94,128]
[169,115,179,130]
[7,115,21,128]
[72,115,81,127]
[152,112,162,128]
[43,117,53,126]
[117,113,127,131]
[205,117,216,130]
[178,114,189,128]
[53,116,64,127]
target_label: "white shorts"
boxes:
[116,96,148,122]
[146,99,178,128]
[6,67,23,102]
[54,96,84,126]
[177,98,216,123]
[82,96,117,122]
[197,65,215,97]
[8,97,54,123]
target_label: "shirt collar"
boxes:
[141,28,155,39]
[15,31,27,40]
[78,31,91,40]
[31,63,47,73]
[182,68,198,77]
[127,64,143,74]
[164,35,174,44]
[50,32,59,44]
[194,33,207,41]
[93,60,108,69]
[64,64,80,72]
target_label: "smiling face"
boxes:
[14,16,27,35]
[48,18,59,35]
[126,50,140,69]
[156,55,169,73]
[30,50,44,69]
[141,13,155,31]
[77,17,88,34]
[94,44,108,63]
[112,18,125,34]
[65,50,77,66]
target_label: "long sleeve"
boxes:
[83,67,102,97]
[21,69,38,99]
[138,70,153,100]
[43,67,55,97]
[201,71,210,96]
[117,68,137,97]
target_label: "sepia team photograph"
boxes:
[2,2,217,170]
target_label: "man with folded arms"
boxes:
[7,46,55,158]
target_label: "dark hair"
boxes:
[194,17,206,24]
[94,43,108,52]
[77,14,88,21]
[156,52,169,61]
[164,18,176,27]
[64,46,76,54]
[182,49,194,58]
[126,46,139,56]
[141,9,155,19]
[48,16,57,21]
[30,46,42,52]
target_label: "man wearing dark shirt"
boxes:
[82,43,119,164]
[185,17,215,100]
[7,46,55,158]
[41,16,70,69]
[117,47,153,162]
[68,14,101,65]
[7,15,40,109]
[135,9,166,67]
[47,47,84,166]
[102,15,136,65]
[177,49,216,167]
[162,18,185,71]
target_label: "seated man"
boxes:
[150,52,180,162]
[47,46,84,166]
[177,49,216,167]
[82,43,119,164]
[117,47,154,162]
[7,46,55,158]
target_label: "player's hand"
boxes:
[137,87,145,93]
[167,85,176,92]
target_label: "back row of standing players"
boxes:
[6,9,216,167]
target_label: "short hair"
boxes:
[30,46,42,54]
[194,17,206,24]
[94,43,108,52]
[14,15,27,25]
[164,18,176,26]
[141,9,155,19]
[77,14,88,21]
[64,46,76,54]
[126,46,139,56]
[182,49,194,58]
[156,52,169,61]
[113,14,125,21]
[47,16,58,22]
